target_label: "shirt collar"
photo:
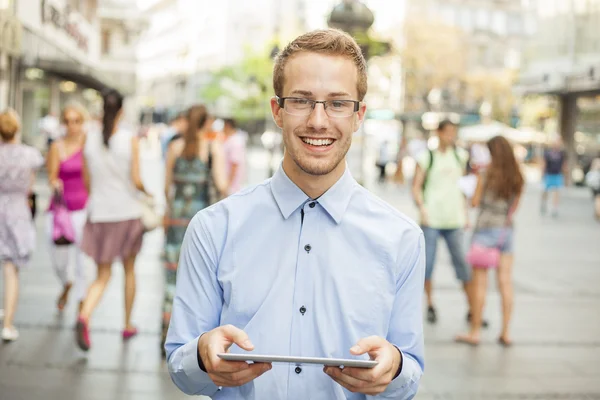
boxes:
[271,164,357,224]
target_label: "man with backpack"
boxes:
[412,120,476,325]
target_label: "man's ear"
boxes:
[353,102,367,132]
[271,97,283,128]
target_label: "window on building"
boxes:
[492,10,507,36]
[475,8,490,30]
[459,7,474,31]
[101,29,111,55]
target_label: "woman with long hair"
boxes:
[161,104,227,355]
[76,89,150,351]
[46,104,89,312]
[0,109,44,341]
[456,135,524,347]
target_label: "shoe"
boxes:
[122,327,138,340]
[76,317,91,351]
[2,326,19,342]
[467,312,489,328]
[427,306,437,324]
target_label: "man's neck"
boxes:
[282,154,346,199]
[438,143,451,153]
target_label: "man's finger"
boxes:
[325,367,370,390]
[221,324,254,351]
[350,336,384,355]
[211,358,251,373]
[214,363,271,387]
[339,365,385,383]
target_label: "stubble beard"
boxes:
[284,129,351,176]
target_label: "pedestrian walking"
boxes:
[75,89,150,351]
[0,109,44,342]
[456,135,524,346]
[376,140,391,183]
[541,136,567,217]
[165,29,425,399]
[222,117,247,195]
[160,104,227,355]
[46,104,89,313]
[412,120,477,325]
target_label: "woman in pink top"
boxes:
[46,104,89,313]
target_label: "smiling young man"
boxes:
[165,29,425,400]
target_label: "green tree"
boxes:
[200,44,275,122]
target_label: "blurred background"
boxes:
[1,1,599,399]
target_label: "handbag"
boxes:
[51,191,76,246]
[466,194,515,269]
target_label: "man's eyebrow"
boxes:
[328,92,352,98]
[289,90,313,97]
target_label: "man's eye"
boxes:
[291,99,311,105]
[331,101,348,108]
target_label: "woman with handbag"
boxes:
[0,109,44,341]
[456,135,524,347]
[46,104,89,313]
[160,104,227,356]
[76,90,151,351]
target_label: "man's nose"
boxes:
[307,103,329,131]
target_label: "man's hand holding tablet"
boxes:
[199,325,401,395]
[197,325,272,387]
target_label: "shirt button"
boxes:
[304,244,311,253]
[309,202,316,208]
[299,306,306,315]
[295,366,302,374]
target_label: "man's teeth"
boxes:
[301,138,333,146]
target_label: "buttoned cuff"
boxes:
[168,336,219,396]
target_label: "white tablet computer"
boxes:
[217,353,378,369]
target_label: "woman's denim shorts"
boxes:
[471,227,514,254]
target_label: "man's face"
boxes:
[271,52,366,177]
[438,124,457,147]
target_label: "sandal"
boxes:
[498,337,513,347]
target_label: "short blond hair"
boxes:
[61,102,89,124]
[0,109,20,141]
[273,29,368,101]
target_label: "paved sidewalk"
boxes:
[1,145,599,399]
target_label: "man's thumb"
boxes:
[222,324,254,351]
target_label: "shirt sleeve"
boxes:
[373,229,425,400]
[165,210,224,397]
[416,151,430,171]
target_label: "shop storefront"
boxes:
[0,7,22,110]
[16,0,115,151]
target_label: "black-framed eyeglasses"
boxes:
[276,96,360,118]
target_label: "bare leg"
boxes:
[551,190,560,216]
[123,255,137,331]
[2,262,19,329]
[456,268,487,345]
[541,190,548,214]
[463,280,475,315]
[424,280,433,308]
[595,195,600,219]
[79,263,112,321]
[497,254,514,343]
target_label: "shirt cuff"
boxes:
[382,350,422,398]
[169,336,219,396]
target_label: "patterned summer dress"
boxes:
[0,143,44,267]
[161,155,211,350]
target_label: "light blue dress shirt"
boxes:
[166,165,425,400]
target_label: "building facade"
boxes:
[14,0,143,150]
[136,0,309,120]
[0,0,22,110]
[517,0,600,177]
